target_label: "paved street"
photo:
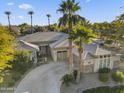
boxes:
[14,62,68,93]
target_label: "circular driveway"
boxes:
[14,62,68,93]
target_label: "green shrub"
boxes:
[98,73,109,82]
[83,86,110,93]
[111,86,124,93]
[12,72,22,81]
[62,74,73,86]
[83,86,124,93]
[98,68,110,73]
[105,40,113,44]
[9,50,33,74]
[7,79,15,87]
[111,70,124,83]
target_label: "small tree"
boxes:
[71,23,96,83]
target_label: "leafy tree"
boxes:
[18,23,28,35]
[0,26,14,70]
[57,0,85,73]
[111,20,124,46]
[71,24,95,82]
[0,26,14,83]
[117,13,124,23]
[91,13,124,47]
[92,22,112,40]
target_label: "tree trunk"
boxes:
[68,39,73,73]
[31,15,33,33]
[76,49,82,83]
[68,13,73,74]
[48,18,50,30]
[8,15,11,32]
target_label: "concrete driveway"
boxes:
[14,62,68,93]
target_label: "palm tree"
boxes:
[5,11,11,32]
[46,14,51,29]
[57,0,84,73]
[28,11,34,33]
[71,24,96,82]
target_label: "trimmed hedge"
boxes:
[98,73,109,82]
[83,86,124,93]
[98,68,111,73]
[98,68,110,82]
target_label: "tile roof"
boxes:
[16,40,39,52]
[73,43,112,60]
[18,32,67,45]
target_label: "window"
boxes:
[99,59,103,68]
[104,59,107,67]
[100,56,103,58]
[99,55,111,69]
[108,55,110,57]
[107,57,110,67]
[104,55,106,58]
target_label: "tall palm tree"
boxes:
[5,11,11,32]
[57,0,84,73]
[28,11,34,33]
[71,24,96,82]
[46,14,51,29]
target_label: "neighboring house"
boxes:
[17,32,120,73]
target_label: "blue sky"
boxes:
[0,0,124,26]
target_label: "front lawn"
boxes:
[83,86,124,93]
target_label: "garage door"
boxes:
[57,51,67,61]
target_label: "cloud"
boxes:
[17,16,24,19]
[86,0,91,3]
[19,4,33,10]
[7,2,14,6]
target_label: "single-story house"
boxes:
[17,32,120,73]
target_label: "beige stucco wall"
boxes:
[29,51,38,64]
[51,48,57,62]
[73,54,120,73]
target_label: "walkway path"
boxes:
[14,62,68,93]
[61,73,123,93]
